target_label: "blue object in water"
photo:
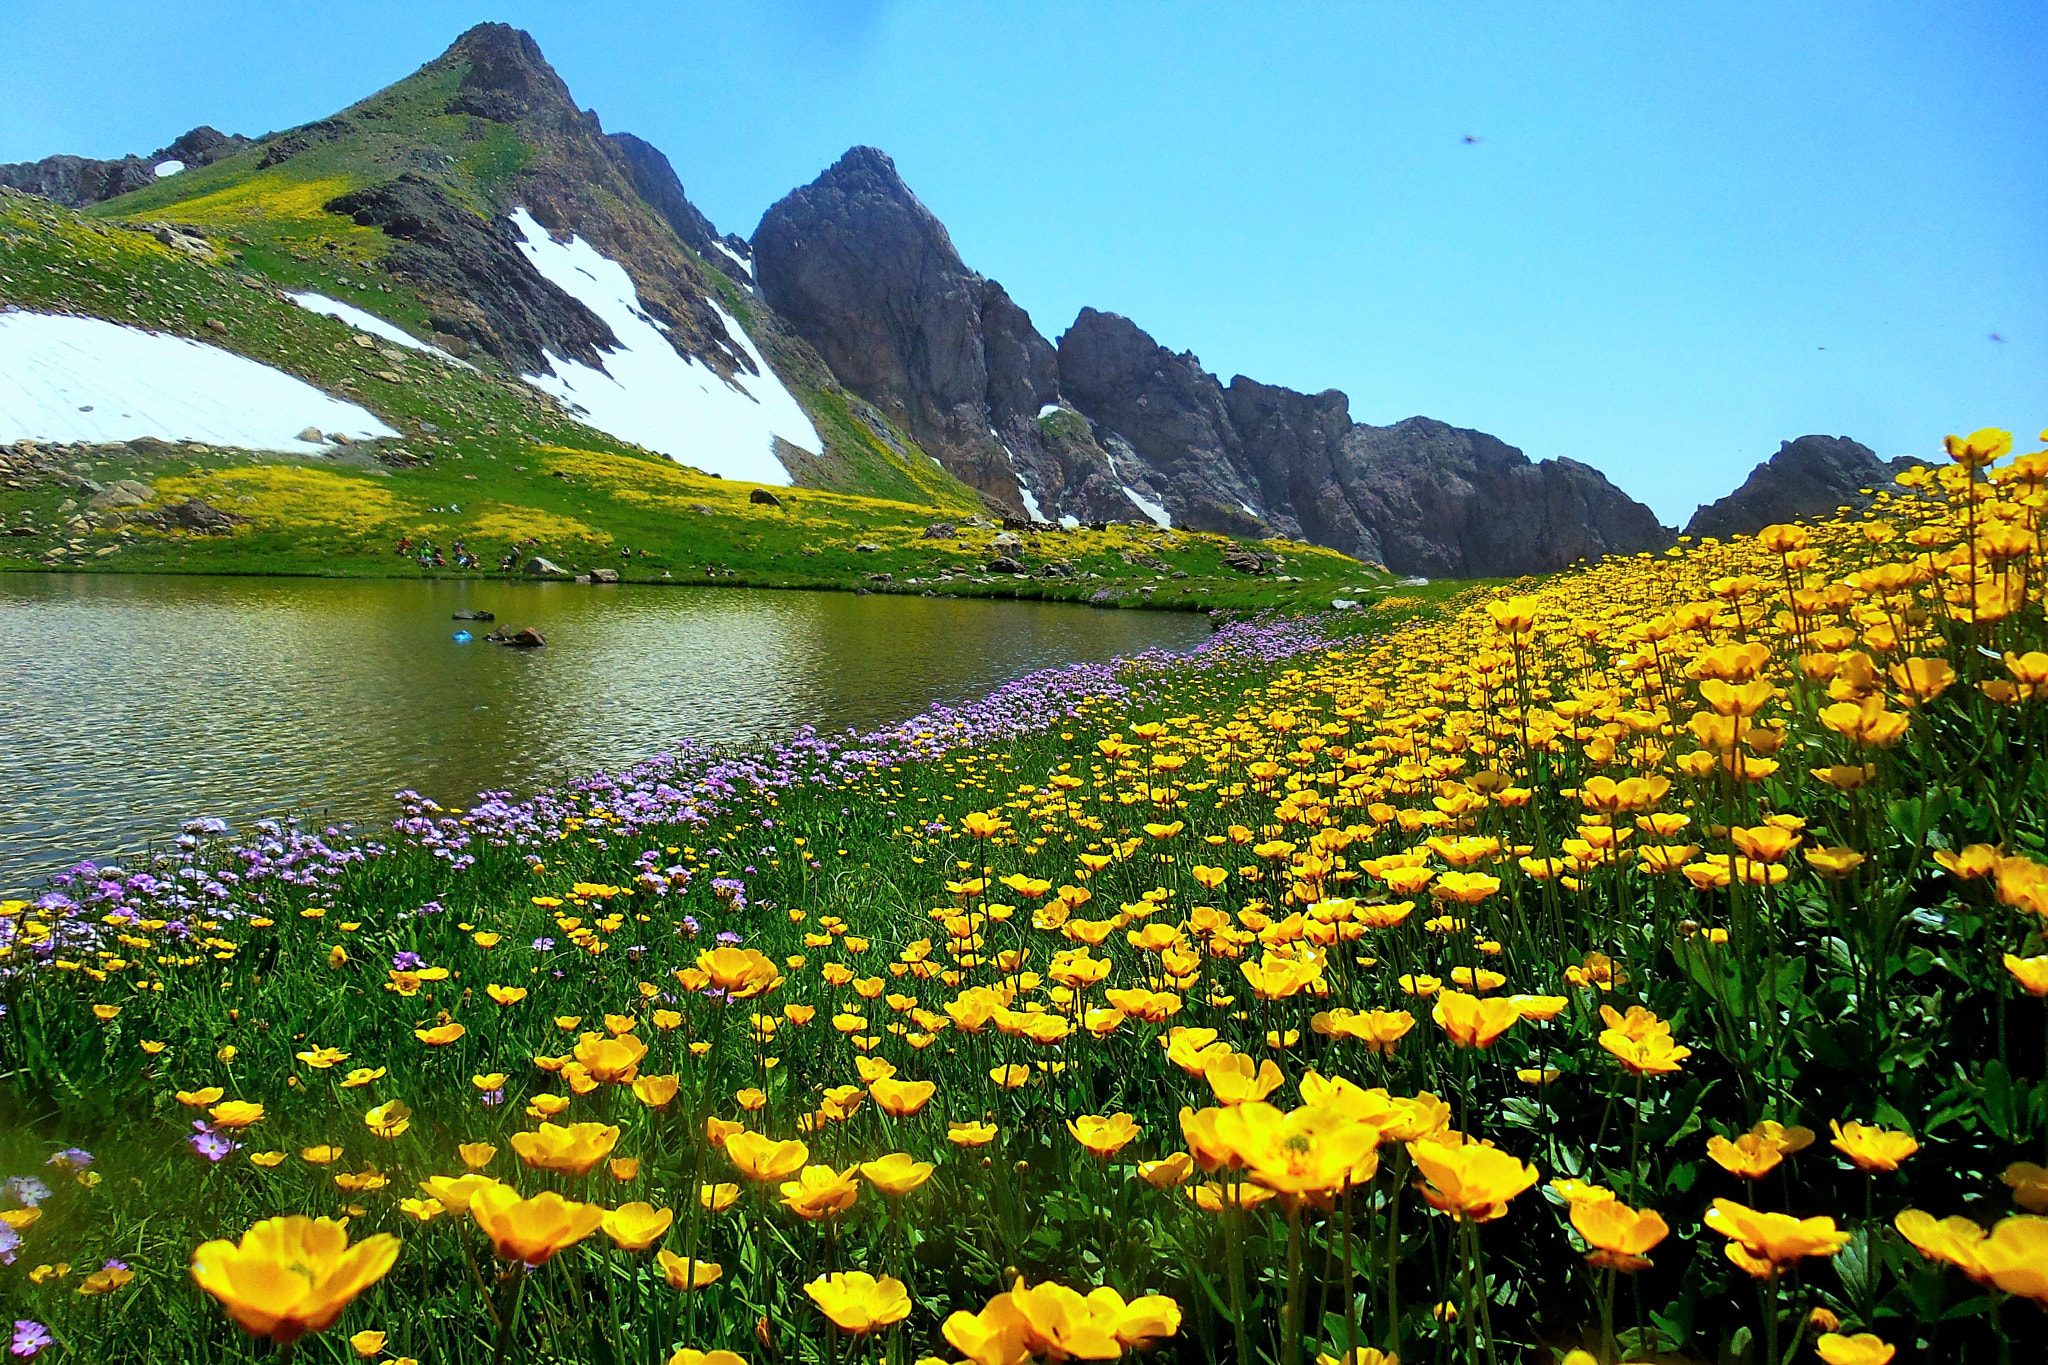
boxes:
[452,630,473,643]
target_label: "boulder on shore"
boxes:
[522,555,568,577]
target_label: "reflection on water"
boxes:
[1,575,1210,889]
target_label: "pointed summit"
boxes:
[439,23,579,123]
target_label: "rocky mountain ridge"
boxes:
[753,149,1673,575]
[0,126,251,207]
[4,25,1899,576]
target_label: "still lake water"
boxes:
[1,575,1211,890]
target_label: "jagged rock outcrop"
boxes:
[607,131,755,284]
[1056,309,1670,575]
[1339,418,1672,576]
[0,127,251,207]
[753,149,1672,571]
[753,148,1136,519]
[1685,435,1921,540]
[325,175,620,372]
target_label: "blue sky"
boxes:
[5,0,2042,523]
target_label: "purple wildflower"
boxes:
[0,1178,49,1209]
[391,950,425,971]
[10,1320,52,1358]
[188,1121,238,1163]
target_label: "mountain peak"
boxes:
[1684,434,1918,539]
[826,145,905,183]
[441,23,576,121]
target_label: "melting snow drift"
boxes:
[508,208,817,485]
[0,310,398,451]
[288,293,474,368]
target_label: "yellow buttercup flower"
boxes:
[780,1163,861,1220]
[189,1216,400,1344]
[724,1131,809,1182]
[1407,1136,1538,1222]
[859,1153,935,1197]
[1068,1112,1141,1159]
[509,1122,620,1177]
[806,1270,912,1334]
[1828,1120,1918,1173]
[656,1249,723,1291]
[600,1200,674,1252]
[1704,1199,1851,1278]
[468,1185,605,1266]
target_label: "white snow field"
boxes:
[507,208,818,485]
[287,293,475,368]
[0,310,399,451]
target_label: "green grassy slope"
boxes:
[79,38,975,510]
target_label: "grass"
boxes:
[2,434,2045,1364]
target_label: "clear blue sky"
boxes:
[5,1,2042,523]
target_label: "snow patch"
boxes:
[287,293,475,369]
[1122,486,1172,528]
[508,208,818,485]
[1096,433,1173,527]
[1037,403,1063,419]
[0,310,397,451]
[1058,514,1081,530]
[993,431,1050,523]
[1240,502,1261,519]
[711,241,754,282]
[153,160,185,178]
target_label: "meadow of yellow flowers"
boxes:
[2,428,2046,1365]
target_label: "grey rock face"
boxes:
[1056,310,1670,576]
[0,126,251,207]
[1336,419,1671,577]
[1684,435,1921,540]
[608,131,753,282]
[324,175,619,372]
[752,146,1122,516]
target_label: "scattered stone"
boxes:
[690,504,714,515]
[522,555,569,577]
[868,572,893,583]
[986,555,1026,575]
[1397,576,1430,587]
[589,568,619,584]
[87,480,151,510]
[921,522,956,539]
[853,542,882,553]
[1221,549,1267,575]
[129,498,247,536]
[204,318,227,334]
[486,627,546,648]
[1332,599,1359,610]
[991,531,1023,553]
[452,609,495,621]
[296,427,326,443]
[749,488,782,506]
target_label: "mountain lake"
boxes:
[0,575,1212,891]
